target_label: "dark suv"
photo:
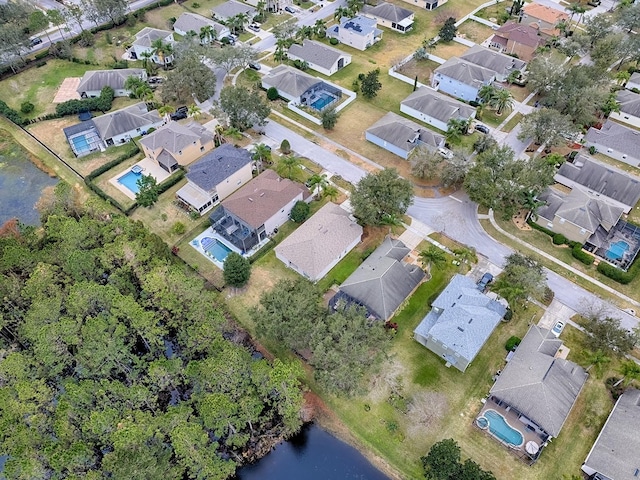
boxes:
[170,106,188,121]
[477,272,493,291]
[474,124,490,134]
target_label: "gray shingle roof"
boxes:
[211,0,256,19]
[222,169,308,229]
[275,202,363,280]
[367,112,445,152]
[629,72,640,86]
[338,236,425,320]
[401,87,476,124]
[186,144,252,191]
[340,15,380,37]
[287,40,349,70]
[92,102,161,140]
[583,389,640,480]
[140,121,212,155]
[490,325,588,437]
[77,69,145,94]
[616,89,640,117]
[173,12,227,36]
[63,120,97,139]
[459,44,527,76]
[133,27,173,48]
[586,120,640,160]
[556,155,640,209]
[434,57,496,89]
[262,65,321,99]
[414,274,506,363]
[362,2,413,22]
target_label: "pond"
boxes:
[0,130,58,226]
[234,424,390,480]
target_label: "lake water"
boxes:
[234,424,390,480]
[0,144,58,226]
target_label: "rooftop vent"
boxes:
[457,326,464,332]
[248,197,253,202]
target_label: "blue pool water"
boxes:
[201,237,232,262]
[311,93,333,111]
[117,170,143,194]
[606,240,629,260]
[72,134,90,152]
[483,410,524,446]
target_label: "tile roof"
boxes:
[287,40,349,70]
[133,27,173,48]
[140,121,212,155]
[495,21,544,48]
[92,102,161,140]
[401,87,476,124]
[76,69,145,94]
[262,65,321,98]
[275,202,363,280]
[222,169,307,229]
[362,2,413,23]
[583,389,640,480]
[522,3,569,25]
[490,325,588,437]
[434,57,496,89]
[186,144,252,191]
[173,12,227,36]
[616,89,640,118]
[556,155,640,209]
[459,44,527,76]
[338,236,425,320]
[366,112,445,152]
[586,120,640,160]
[414,274,506,366]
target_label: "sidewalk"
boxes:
[487,210,640,308]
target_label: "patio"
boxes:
[190,226,267,269]
[475,396,549,465]
[108,157,171,200]
[53,77,81,103]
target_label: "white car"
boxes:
[551,321,565,337]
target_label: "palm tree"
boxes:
[47,10,66,40]
[278,154,301,179]
[314,19,326,37]
[158,104,175,121]
[584,350,611,378]
[306,173,328,198]
[229,13,248,34]
[616,70,631,86]
[492,279,526,307]
[151,39,173,69]
[446,118,469,144]
[252,143,272,172]
[452,247,477,265]
[187,104,201,119]
[419,245,446,272]
[566,3,586,30]
[478,85,497,105]
[140,50,155,76]
[214,125,226,146]
[334,6,349,20]
[256,0,266,19]
[296,25,313,42]
[494,88,514,115]
[614,360,640,387]
[323,185,339,201]
[199,25,217,44]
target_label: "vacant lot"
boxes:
[395,58,441,86]
[457,19,495,44]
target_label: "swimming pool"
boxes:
[606,240,629,261]
[201,237,232,262]
[311,93,334,111]
[72,135,90,152]
[482,410,524,447]
[117,170,143,194]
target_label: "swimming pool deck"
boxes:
[109,157,171,200]
[190,227,269,269]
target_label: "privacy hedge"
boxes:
[55,86,114,116]
[0,100,26,125]
[597,258,639,284]
[571,243,594,265]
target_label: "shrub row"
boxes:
[528,218,594,264]
[56,86,114,117]
[249,239,275,264]
[0,99,26,125]
[597,257,640,284]
[156,169,185,196]
[571,243,594,265]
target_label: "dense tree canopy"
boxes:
[421,439,496,480]
[219,86,271,131]
[223,252,251,287]
[492,253,547,305]
[350,168,414,226]
[162,49,217,103]
[0,201,303,478]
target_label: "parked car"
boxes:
[474,124,490,134]
[248,23,261,32]
[170,106,188,121]
[551,321,565,337]
[438,147,453,159]
[477,272,493,291]
[248,62,261,70]
[29,37,43,47]
[284,5,296,13]
[221,36,236,45]
[148,77,163,85]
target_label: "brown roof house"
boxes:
[208,169,310,253]
[140,121,214,173]
[489,21,544,61]
[275,202,363,282]
[520,3,569,38]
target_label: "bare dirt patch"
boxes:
[53,77,81,103]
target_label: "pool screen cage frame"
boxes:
[68,128,103,157]
[585,220,640,271]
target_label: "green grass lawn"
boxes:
[501,112,523,133]
[316,248,367,293]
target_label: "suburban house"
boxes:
[211,0,256,22]
[132,27,175,64]
[610,89,640,129]
[76,69,146,98]
[176,144,253,215]
[139,121,215,172]
[245,0,290,12]
[582,389,640,480]
[478,325,588,462]
[330,236,425,320]
[327,15,383,51]
[400,87,476,132]
[208,170,309,252]
[519,2,569,38]
[172,12,230,43]
[431,57,496,101]
[275,202,363,282]
[63,120,104,157]
[535,186,624,244]
[585,120,640,167]
[92,102,163,146]
[626,72,640,91]
[459,45,527,83]
[287,40,352,76]
[398,0,447,10]
[362,3,414,33]
[366,111,446,159]
[488,21,544,62]
[414,274,507,372]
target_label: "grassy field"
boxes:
[456,19,495,44]
[502,112,524,132]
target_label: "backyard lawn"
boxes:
[457,19,495,44]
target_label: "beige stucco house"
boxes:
[140,122,214,173]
